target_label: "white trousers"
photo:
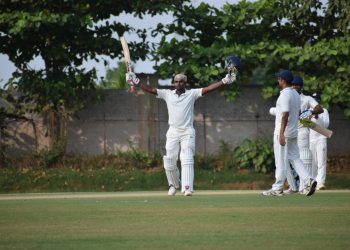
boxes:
[310,138,327,186]
[165,127,195,192]
[272,135,311,191]
[286,127,312,191]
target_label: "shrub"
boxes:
[38,140,65,168]
[233,137,274,173]
[115,141,161,169]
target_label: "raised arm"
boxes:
[202,74,236,95]
[126,72,157,95]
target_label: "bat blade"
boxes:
[120,36,132,72]
[299,119,333,138]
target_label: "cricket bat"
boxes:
[120,36,132,73]
[120,36,137,93]
[299,119,333,138]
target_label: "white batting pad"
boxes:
[286,165,299,191]
[163,156,180,189]
[180,148,194,192]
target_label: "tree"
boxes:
[101,61,128,89]
[152,0,350,116]
[0,0,188,149]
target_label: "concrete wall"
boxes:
[65,86,350,156]
[4,85,350,156]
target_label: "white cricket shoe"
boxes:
[283,188,298,195]
[184,190,193,196]
[262,189,283,196]
[305,179,317,196]
[317,184,326,190]
[168,186,177,196]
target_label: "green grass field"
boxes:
[0,191,349,250]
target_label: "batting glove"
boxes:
[221,73,236,85]
[126,72,140,86]
[300,109,312,119]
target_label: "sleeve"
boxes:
[280,92,290,113]
[269,107,277,116]
[193,88,203,100]
[156,89,167,100]
[322,109,330,128]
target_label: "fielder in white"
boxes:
[310,92,330,190]
[126,56,241,196]
[284,76,324,194]
[263,70,317,196]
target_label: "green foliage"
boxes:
[152,0,350,116]
[233,137,274,173]
[194,155,217,171]
[101,61,128,89]
[218,140,236,170]
[0,0,188,143]
[38,140,66,168]
[115,141,161,169]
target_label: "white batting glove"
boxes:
[126,72,140,86]
[299,109,312,119]
[221,73,236,85]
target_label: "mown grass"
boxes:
[0,192,349,250]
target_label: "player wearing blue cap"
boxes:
[283,76,324,194]
[263,70,317,196]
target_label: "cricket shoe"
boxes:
[317,184,326,190]
[184,190,193,196]
[262,189,283,196]
[168,186,177,196]
[283,188,298,195]
[305,179,317,196]
[299,189,308,195]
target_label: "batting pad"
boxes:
[163,156,180,189]
[286,165,299,191]
[181,157,194,192]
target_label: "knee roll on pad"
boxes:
[180,148,194,163]
[163,156,178,171]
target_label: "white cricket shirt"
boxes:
[298,93,319,129]
[310,108,330,141]
[157,88,203,129]
[274,87,300,138]
[300,93,319,112]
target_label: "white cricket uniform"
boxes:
[272,87,311,191]
[286,93,319,191]
[157,88,203,193]
[310,108,329,187]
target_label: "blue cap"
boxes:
[226,56,241,72]
[292,75,304,86]
[275,70,293,83]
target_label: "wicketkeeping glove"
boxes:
[299,109,312,119]
[126,72,140,86]
[221,73,236,85]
